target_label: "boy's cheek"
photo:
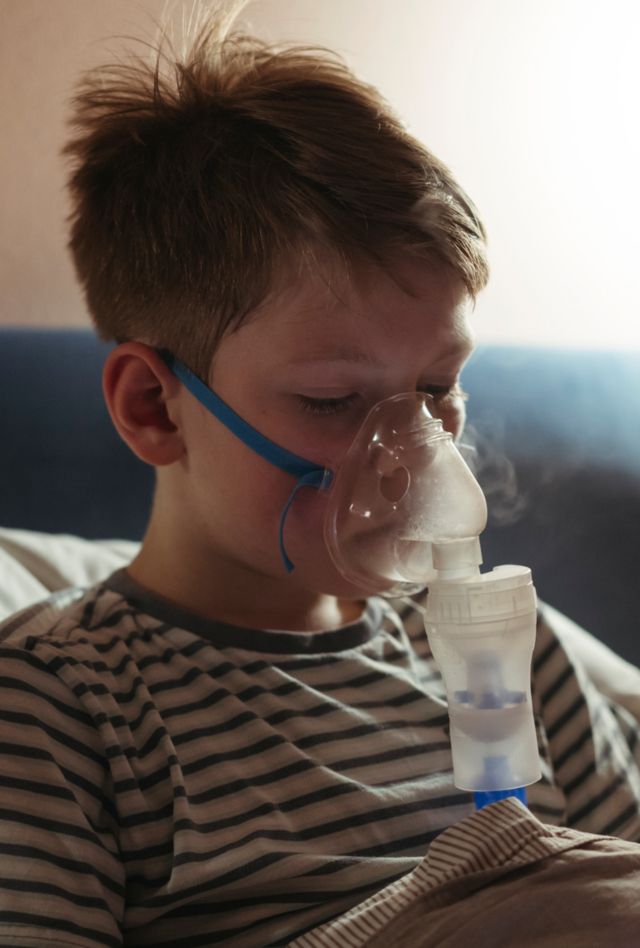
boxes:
[280,487,331,562]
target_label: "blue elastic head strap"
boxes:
[160,351,333,572]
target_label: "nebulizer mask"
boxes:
[325,389,541,807]
[163,352,541,808]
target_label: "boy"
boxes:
[1,9,639,948]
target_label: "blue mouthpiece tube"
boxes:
[474,786,528,810]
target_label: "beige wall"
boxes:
[2,1,639,348]
[1,0,188,328]
[3,0,447,331]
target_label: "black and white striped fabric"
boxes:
[0,568,638,947]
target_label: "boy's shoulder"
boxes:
[0,575,132,655]
[0,586,86,645]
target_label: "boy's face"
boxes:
[175,255,474,600]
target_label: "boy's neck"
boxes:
[127,526,364,634]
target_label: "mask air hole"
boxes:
[380,466,410,504]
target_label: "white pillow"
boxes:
[539,601,640,723]
[0,526,139,621]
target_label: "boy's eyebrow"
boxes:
[288,347,381,366]
[288,338,474,367]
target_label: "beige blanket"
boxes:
[292,798,640,947]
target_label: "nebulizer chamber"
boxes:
[325,392,541,797]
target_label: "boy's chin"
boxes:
[281,546,396,601]
[281,524,408,601]
[304,573,379,601]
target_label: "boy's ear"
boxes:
[102,342,185,466]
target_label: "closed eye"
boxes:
[297,384,468,417]
[296,393,358,416]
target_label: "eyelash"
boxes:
[297,393,359,416]
[297,385,469,417]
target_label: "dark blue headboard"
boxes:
[2,328,639,665]
[1,328,153,540]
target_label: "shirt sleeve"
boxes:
[532,605,640,842]
[0,641,124,948]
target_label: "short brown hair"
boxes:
[65,8,488,377]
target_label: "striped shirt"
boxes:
[0,568,638,947]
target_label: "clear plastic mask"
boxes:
[324,392,488,595]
